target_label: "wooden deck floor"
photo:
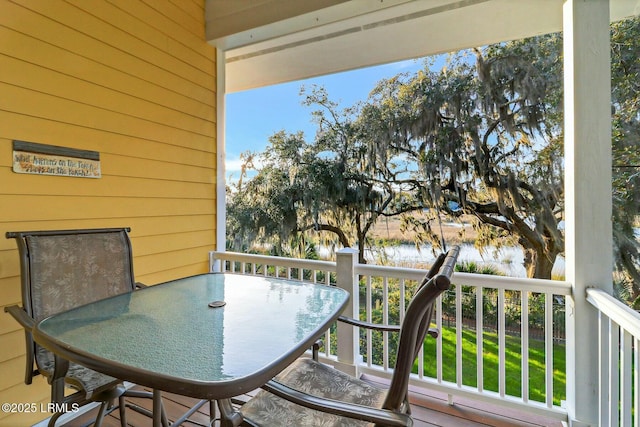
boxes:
[61,381,564,427]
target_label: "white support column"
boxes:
[334,248,360,376]
[216,48,227,254]
[563,1,613,426]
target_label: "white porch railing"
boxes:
[587,288,640,426]
[210,250,571,422]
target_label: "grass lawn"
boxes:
[416,327,566,406]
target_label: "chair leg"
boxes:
[210,400,217,426]
[118,395,128,427]
[217,399,243,427]
[119,389,170,426]
[151,389,171,427]
[93,401,109,427]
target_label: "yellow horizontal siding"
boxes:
[0,215,215,252]
[0,83,214,152]
[1,170,215,199]
[0,195,215,223]
[0,330,24,363]
[0,277,21,320]
[137,262,210,286]
[140,0,204,38]
[92,0,208,70]
[0,1,217,422]
[1,56,213,136]
[111,0,211,56]
[171,0,205,23]
[135,246,213,280]
[0,380,50,427]
[0,404,51,427]
[102,155,215,183]
[0,126,215,170]
[69,0,212,75]
[1,1,214,104]
[134,229,215,257]
[141,0,205,38]
[17,0,212,87]
[0,30,213,122]
[0,154,216,190]
[0,358,21,393]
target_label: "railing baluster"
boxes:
[610,320,620,427]
[476,286,484,393]
[366,275,373,368]
[521,290,529,403]
[399,278,406,325]
[455,283,462,388]
[545,292,553,408]
[498,288,506,398]
[436,293,443,384]
[635,336,639,427]
[324,328,331,359]
[209,251,572,422]
[587,288,640,427]
[598,309,608,426]
[622,328,632,426]
[382,276,389,371]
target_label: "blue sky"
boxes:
[224,57,437,180]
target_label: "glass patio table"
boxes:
[33,273,349,426]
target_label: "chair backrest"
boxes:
[413,251,446,359]
[6,228,137,383]
[383,245,459,411]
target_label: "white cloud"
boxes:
[224,155,263,185]
[225,156,245,173]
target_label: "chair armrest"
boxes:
[338,315,401,333]
[262,380,413,427]
[5,305,40,385]
[4,305,35,330]
[338,316,439,339]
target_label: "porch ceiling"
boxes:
[207,0,640,93]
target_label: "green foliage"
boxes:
[226,87,426,264]
[418,327,566,406]
[610,18,640,306]
[357,275,567,405]
[227,17,640,299]
[363,36,565,279]
[455,261,504,276]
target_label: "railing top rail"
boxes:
[587,287,640,337]
[453,272,573,295]
[355,264,426,282]
[210,250,337,272]
[356,264,572,294]
[212,251,572,294]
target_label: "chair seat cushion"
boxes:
[241,358,387,426]
[37,347,120,400]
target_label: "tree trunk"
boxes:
[357,233,367,265]
[523,247,557,279]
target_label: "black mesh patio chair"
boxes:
[236,246,460,427]
[4,227,154,427]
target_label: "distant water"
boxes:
[321,243,565,278]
